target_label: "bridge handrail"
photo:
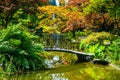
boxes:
[39,34,81,51]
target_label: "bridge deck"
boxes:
[44,47,94,62]
[44,47,93,55]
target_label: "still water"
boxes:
[9,63,120,80]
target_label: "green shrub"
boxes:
[0,23,44,73]
[83,32,112,44]
[107,36,120,61]
[75,31,87,37]
[80,32,120,65]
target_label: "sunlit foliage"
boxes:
[37,5,83,33]
[80,32,120,62]
[67,0,89,7]
[37,0,120,33]
[83,13,119,31]
[83,32,112,44]
[0,0,48,27]
[83,0,120,17]
[83,0,120,29]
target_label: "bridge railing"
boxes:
[38,34,81,51]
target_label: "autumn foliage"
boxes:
[0,0,48,27]
[36,0,119,33]
[67,0,89,6]
[37,5,84,33]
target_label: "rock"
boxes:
[76,54,94,62]
[93,59,109,65]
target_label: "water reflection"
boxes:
[44,55,62,68]
[26,72,68,80]
[9,63,120,80]
[46,73,68,80]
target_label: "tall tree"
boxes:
[83,0,120,29]
[0,0,48,27]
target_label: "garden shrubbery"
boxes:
[0,23,44,73]
[80,32,120,66]
[83,32,112,44]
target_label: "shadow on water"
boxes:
[8,63,120,80]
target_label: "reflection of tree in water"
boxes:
[35,67,111,80]
[9,63,120,80]
[51,73,68,80]
[35,72,68,80]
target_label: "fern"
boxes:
[0,23,45,72]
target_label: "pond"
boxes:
[1,51,120,80]
[7,63,120,80]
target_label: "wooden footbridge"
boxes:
[39,34,94,62]
[44,47,94,62]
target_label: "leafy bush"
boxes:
[107,36,120,61]
[80,32,120,65]
[11,8,39,29]
[0,23,44,73]
[83,32,112,44]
